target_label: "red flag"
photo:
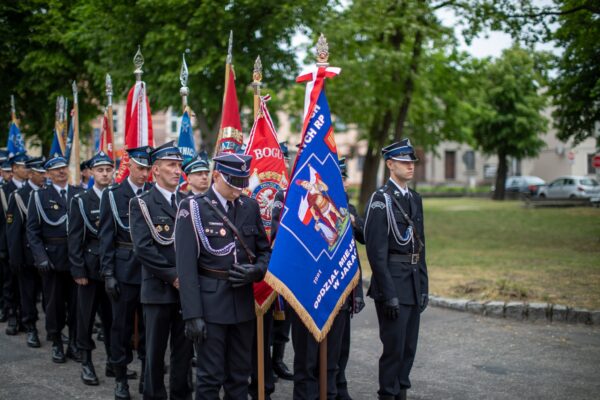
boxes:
[216,66,243,154]
[99,110,114,159]
[116,81,154,182]
[244,96,289,314]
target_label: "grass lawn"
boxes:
[357,198,600,309]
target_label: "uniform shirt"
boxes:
[52,183,68,197]
[28,181,40,191]
[92,185,104,200]
[389,178,410,197]
[127,177,143,196]
[154,183,177,206]
[12,178,25,189]
[211,184,231,211]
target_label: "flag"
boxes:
[244,95,289,314]
[264,67,358,341]
[6,121,26,157]
[99,109,114,159]
[215,65,243,155]
[49,129,64,157]
[178,109,195,163]
[68,84,81,186]
[115,81,154,182]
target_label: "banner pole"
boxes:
[257,313,265,400]
[319,336,327,400]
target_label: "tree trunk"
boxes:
[493,151,508,200]
[358,111,393,213]
[394,29,423,141]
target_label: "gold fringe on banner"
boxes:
[254,289,279,317]
[263,267,360,343]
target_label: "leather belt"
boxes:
[389,253,420,264]
[198,266,229,280]
[115,241,133,249]
[44,237,68,245]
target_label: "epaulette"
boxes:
[107,183,121,191]
[138,190,152,199]
[377,185,388,194]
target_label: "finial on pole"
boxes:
[133,45,144,80]
[253,56,263,85]
[72,80,78,104]
[180,53,189,107]
[316,33,329,67]
[226,31,233,65]
[106,74,113,106]
[58,96,66,121]
[10,95,15,115]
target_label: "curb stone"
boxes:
[361,278,598,325]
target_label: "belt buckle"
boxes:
[411,254,419,264]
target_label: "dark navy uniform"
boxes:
[364,140,428,400]
[130,142,193,400]
[99,146,151,397]
[68,152,114,385]
[6,156,45,347]
[176,154,271,400]
[0,150,8,322]
[26,155,83,363]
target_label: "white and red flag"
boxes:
[244,95,289,313]
[116,81,154,182]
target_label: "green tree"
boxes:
[470,46,549,200]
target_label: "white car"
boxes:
[538,176,600,199]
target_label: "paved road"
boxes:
[1,301,599,399]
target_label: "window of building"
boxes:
[588,153,597,174]
[444,150,456,180]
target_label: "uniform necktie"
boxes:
[60,189,67,203]
[136,189,142,196]
[226,201,235,220]
[171,193,177,210]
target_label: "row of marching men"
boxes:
[0,139,368,400]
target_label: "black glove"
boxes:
[37,260,54,273]
[105,276,120,301]
[383,297,400,320]
[185,318,207,345]
[420,293,429,313]
[228,263,264,288]
[353,296,366,314]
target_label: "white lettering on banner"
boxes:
[314,115,325,130]
[304,128,318,144]
[253,147,282,160]
[313,240,357,310]
[310,105,321,120]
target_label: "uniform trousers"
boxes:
[291,310,346,400]
[76,279,112,353]
[41,270,76,340]
[336,308,352,399]
[1,258,18,314]
[374,302,420,396]
[194,319,255,400]
[110,283,145,366]
[17,265,41,324]
[143,303,193,400]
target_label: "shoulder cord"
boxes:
[190,198,236,257]
[109,190,130,231]
[14,192,28,220]
[383,192,413,246]
[137,197,175,246]
[77,197,98,236]
[0,189,7,216]
[34,191,68,228]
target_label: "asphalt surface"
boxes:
[1,300,599,400]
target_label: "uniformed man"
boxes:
[130,141,193,400]
[183,151,210,196]
[0,150,10,322]
[68,151,115,385]
[1,152,30,336]
[80,160,92,188]
[100,146,152,399]
[6,156,46,347]
[176,153,271,399]
[336,158,365,400]
[364,139,428,400]
[26,154,84,363]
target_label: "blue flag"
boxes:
[178,110,195,164]
[65,117,74,161]
[7,122,26,157]
[265,88,359,341]
[49,129,64,157]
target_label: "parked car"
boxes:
[504,176,546,196]
[538,176,600,199]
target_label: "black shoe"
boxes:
[66,342,82,363]
[106,364,137,379]
[115,381,131,400]
[52,343,66,363]
[272,343,293,380]
[26,328,41,348]
[81,351,100,386]
[5,313,18,335]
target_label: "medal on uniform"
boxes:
[219,228,226,237]
[53,204,59,210]
[156,225,163,232]
[164,225,170,232]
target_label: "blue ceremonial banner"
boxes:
[265,85,359,341]
[177,110,195,163]
[49,129,64,157]
[65,117,74,161]
[7,122,26,157]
